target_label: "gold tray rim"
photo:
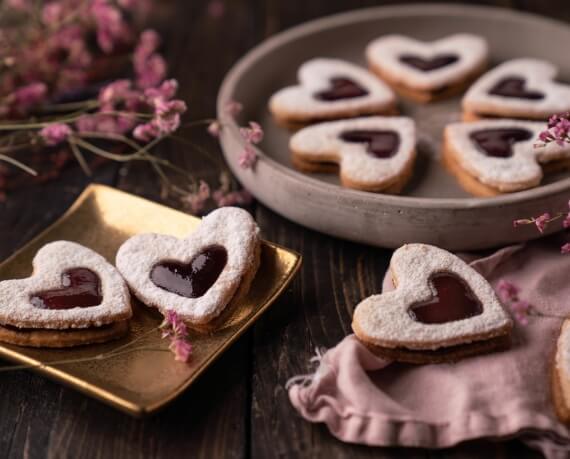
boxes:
[0,184,302,416]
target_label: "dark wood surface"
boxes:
[0,1,567,458]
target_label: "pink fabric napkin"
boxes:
[288,236,570,458]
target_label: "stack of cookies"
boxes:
[269,35,570,196]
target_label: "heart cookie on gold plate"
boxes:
[116,207,261,326]
[352,244,512,363]
[290,116,416,193]
[0,241,132,347]
[462,58,570,121]
[269,58,397,127]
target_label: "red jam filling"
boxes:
[339,130,400,158]
[488,77,544,100]
[30,268,102,310]
[408,273,483,324]
[469,128,533,158]
[314,77,369,101]
[399,53,459,71]
[150,245,228,298]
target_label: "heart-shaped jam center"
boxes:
[314,77,369,101]
[399,53,459,72]
[339,130,400,158]
[488,77,544,100]
[408,273,483,324]
[30,268,102,310]
[470,128,533,158]
[150,245,228,298]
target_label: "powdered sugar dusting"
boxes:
[445,119,570,191]
[116,207,260,325]
[290,116,415,185]
[463,58,570,118]
[353,244,512,349]
[269,58,396,122]
[366,34,488,90]
[0,241,131,329]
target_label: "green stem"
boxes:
[0,154,37,176]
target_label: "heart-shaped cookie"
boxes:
[553,320,570,423]
[0,241,131,329]
[462,58,570,120]
[366,34,488,103]
[269,58,397,127]
[352,244,512,363]
[443,119,570,196]
[289,116,416,193]
[116,207,261,325]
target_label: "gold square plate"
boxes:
[0,184,301,416]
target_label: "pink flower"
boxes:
[240,121,263,144]
[13,82,47,109]
[496,279,519,303]
[144,79,178,102]
[208,121,221,137]
[224,100,242,117]
[91,0,130,53]
[563,213,570,229]
[134,30,166,89]
[133,122,159,142]
[510,300,531,326]
[213,189,252,207]
[539,113,570,146]
[534,212,551,233]
[169,338,192,362]
[42,2,64,25]
[561,243,570,254]
[159,310,192,362]
[6,0,31,11]
[40,123,72,146]
[238,145,257,169]
[182,180,211,214]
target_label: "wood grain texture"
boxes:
[0,0,565,458]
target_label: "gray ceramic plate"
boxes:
[217,4,570,250]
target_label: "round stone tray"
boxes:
[217,4,570,250]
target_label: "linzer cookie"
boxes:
[269,58,397,127]
[463,58,570,121]
[116,207,260,326]
[352,244,512,364]
[443,119,570,196]
[289,116,416,193]
[553,320,570,423]
[366,34,488,103]
[0,241,131,348]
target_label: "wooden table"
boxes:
[0,1,567,457]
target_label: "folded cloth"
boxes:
[288,236,570,458]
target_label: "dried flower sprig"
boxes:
[513,113,570,253]
[496,279,566,325]
[0,1,255,213]
[160,310,192,362]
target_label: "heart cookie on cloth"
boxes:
[289,116,416,193]
[443,119,570,196]
[553,320,570,423]
[366,34,488,103]
[0,241,132,348]
[269,58,397,127]
[116,207,261,326]
[352,244,512,363]
[462,58,570,121]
